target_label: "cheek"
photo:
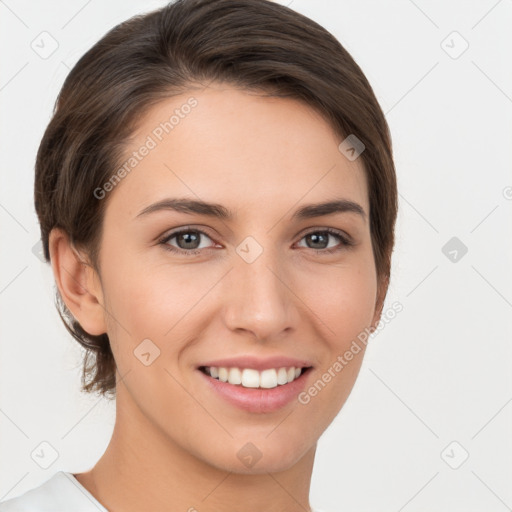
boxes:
[102,249,206,336]
[299,255,378,346]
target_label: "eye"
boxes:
[158,226,354,257]
[159,228,217,256]
[296,228,354,254]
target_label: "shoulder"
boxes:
[0,471,107,512]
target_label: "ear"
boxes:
[48,227,107,336]
[370,273,389,333]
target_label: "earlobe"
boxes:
[48,228,107,336]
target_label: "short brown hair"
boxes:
[35,0,398,399]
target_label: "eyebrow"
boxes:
[135,197,367,222]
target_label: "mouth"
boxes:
[197,364,314,413]
[198,365,312,389]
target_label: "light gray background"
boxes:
[1,1,511,510]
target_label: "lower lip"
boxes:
[198,368,312,413]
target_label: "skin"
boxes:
[49,82,387,512]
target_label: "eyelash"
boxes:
[158,227,354,257]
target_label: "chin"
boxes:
[197,431,314,475]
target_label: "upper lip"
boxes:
[198,355,313,372]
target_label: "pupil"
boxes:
[309,233,327,249]
[179,232,199,249]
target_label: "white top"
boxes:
[0,471,329,512]
[0,472,108,511]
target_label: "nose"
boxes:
[222,247,299,341]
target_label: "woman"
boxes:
[0,0,397,510]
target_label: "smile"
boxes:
[200,365,308,389]
[198,365,313,413]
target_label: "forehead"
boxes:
[105,84,369,223]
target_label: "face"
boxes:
[88,83,382,474]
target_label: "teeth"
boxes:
[218,367,228,382]
[228,367,242,385]
[203,366,305,388]
[277,367,288,385]
[241,368,260,388]
[260,369,277,389]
